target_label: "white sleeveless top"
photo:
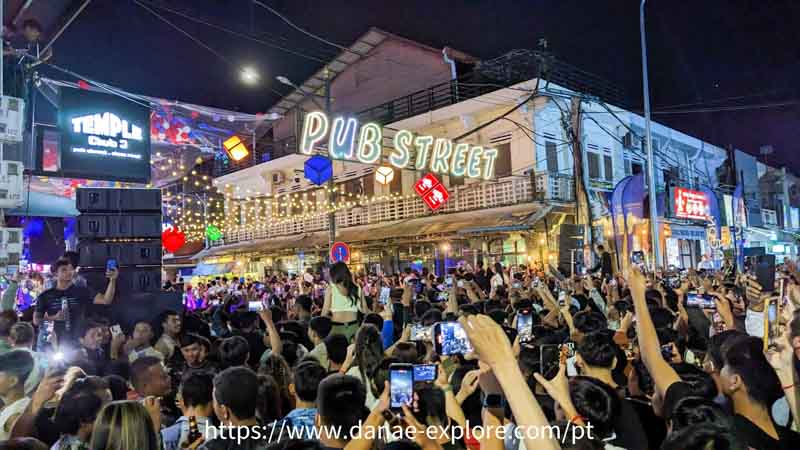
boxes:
[0,396,31,440]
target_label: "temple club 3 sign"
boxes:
[300,111,498,180]
[674,187,709,220]
[415,173,450,211]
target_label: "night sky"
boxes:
[48,0,800,171]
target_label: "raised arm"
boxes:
[321,285,332,317]
[93,269,119,305]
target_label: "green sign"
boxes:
[206,225,223,242]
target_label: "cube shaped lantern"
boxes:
[223,135,250,161]
[304,155,333,185]
[375,166,395,185]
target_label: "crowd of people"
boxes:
[1,248,800,450]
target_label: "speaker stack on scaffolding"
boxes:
[76,187,181,329]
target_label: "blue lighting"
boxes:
[304,155,333,185]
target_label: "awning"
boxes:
[192,262,236,276]
[7,191,79,217]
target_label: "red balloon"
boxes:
[162,227,186,253]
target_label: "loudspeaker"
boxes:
[83,267,162,294]
[558,224,584,274]
[76,188,161,213]
[87,291,182,333]
[78,241,162,268]
[77,213,161,239]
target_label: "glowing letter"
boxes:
[481,148,499,180]
[328,117,359,159]
[300,111,329,155]
[356,123,382,164]
[466,146,484,178]
[450,143,470,177]
[430,138,453,174]
[414,136,435,170]
[391,130,413,168]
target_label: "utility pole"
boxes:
[324,70,336,250]
[640,0,661,270]
[568,97,593,249]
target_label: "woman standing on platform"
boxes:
[321,262,367,341]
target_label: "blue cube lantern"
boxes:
[304,155,333,185]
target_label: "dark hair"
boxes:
[670,363,717,400]
[258,354,293,415]
[266,439,325,450]
[373,357,399,396]
[295,295,313,313]
[572,311,607,334]
[392,342,418,364]
[0,350,33,386]
[54,376,108,434]
[414,301,432,319]
[0,438,49,450]
[214,366,260,420]
[669,396,731,431]
[661,423,737,450]
[103,375,128,401]
[22,19,42,32]
[330,262,359,306]
[354,325,384,398]
[52,258,74,273]
[707,330,747,372]
[324,334,349,365]
[723,336,782,406]
[130,356,162,393]
[451,364,482,427]
[180,371,213,408]
[9,322,33,346]
[256,374,284,423]
[413,385,447,426]
[316,374,367,440]
[219,336,250,368]
[362,313,383,331]
[293,361,328,403]
[63,251,80,268]
[179,333,209,349]
[309,316,333,339]
[420,309,442,327]
[651,307,676,330]
[576,331,617,368]
[569,377,620,439]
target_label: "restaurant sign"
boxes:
[674,187,709,221]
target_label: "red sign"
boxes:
[674,187,709,220]
[330,242,351,263]
[414,173,449,211]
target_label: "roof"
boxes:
[266,27,476,117]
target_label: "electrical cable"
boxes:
[252,0,365,57]
[134,0,332,64]
[451,92,537,142]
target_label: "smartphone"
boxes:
[538,344,562,379]
[433,322,473,356]
[755,255,776,293]
[517,311,533,343]
[247,301,264,312]
[436,291,448,302]
[630,251,646,272]
[106,258,118,271]
[379,287,391,305]
[413,364,437,385]
[410,323,431,342]
[390,363,414,413]
[686,293,715,309]
[110,324,122,337]
[661,344,674,360]
[512,281,522,289]
[187,415,202,443]
[457,280,465,288]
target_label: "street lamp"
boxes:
[640,0,661,271]
[240,66,260,85]
[276,75,325,110]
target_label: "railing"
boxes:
[213,136,298,177]
[214,172,574,246]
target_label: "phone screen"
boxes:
[661,344,674,360]
[390,364,413,410]
[755,255,776,292]
[413,364,437,383]
[686,293,715,309]
[517,313,533,342]
[410,323,431,342]
[436,291,448,302]
[106,259,118,271]
[434,322,473,356]
[379,287,391,305]
[445,276,453,288]
[247,301,263,312]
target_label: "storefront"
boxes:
[664,224,707,269]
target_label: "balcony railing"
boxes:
[213,136,298,177]
[214,172,574,246]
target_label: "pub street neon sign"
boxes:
[300,111,498,180]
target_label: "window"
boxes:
[632,162,643,175]
[494,142,512,178]
[546,141,559,173]
[390,169,403,194]
[587,152,601,179]
[449,175,464,187]
[604,155,613,181]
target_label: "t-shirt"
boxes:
[662,381,694,419]
[732,413,800,450]
[35,284,97,345]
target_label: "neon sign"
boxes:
[300,111,497,180]
[415,173,450,211]
[674,187,709,221]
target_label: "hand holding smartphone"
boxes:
[389,363,414,414]
[433,322,473,356]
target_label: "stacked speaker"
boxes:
[557,223,584,275]
[76,187,181,330]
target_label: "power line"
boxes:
[252,0,365,57]
[135,0,333,64]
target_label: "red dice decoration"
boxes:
[414,173,450,211]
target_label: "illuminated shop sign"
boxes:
[299,111,498,180]
[59,88,151,183]
[674,187,709,220]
